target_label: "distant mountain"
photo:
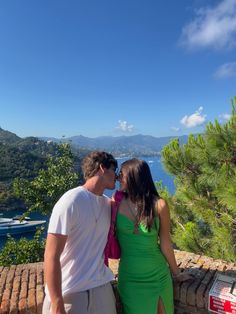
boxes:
[0,127,21,144]
[40,134,189,156]
[0,127,189,157]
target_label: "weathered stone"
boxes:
[28,288,36,313]
[36,284,44,303]
[0,268,9,301]
[0,250,235,314]
[2,287,12,301]
[12,275,21,292]
[0,299,10,314]
[29,273,36,289]
[21,269,29,283]
[184,254,201,306]
[19,281,28,299]
[195,269,216,309]
[36,285,44,314]
[9,291,19,314]
[18,298,27,314]
[6,266,16,286]
[36,263,44,286]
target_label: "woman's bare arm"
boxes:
[157,199,194,282]
[156,198,179,275]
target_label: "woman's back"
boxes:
[116,202,174,314]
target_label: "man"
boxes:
[43,151,118,314]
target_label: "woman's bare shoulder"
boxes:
[155,198,169,215]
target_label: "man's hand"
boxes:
[51,299,66,314]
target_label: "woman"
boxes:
[116,158,192,314]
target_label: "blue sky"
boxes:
[0,0,236,139]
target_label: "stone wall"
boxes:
[0,250,235,314]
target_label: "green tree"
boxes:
[13,143,81,215]
[0,143,81,266]
[0,227,45,266]
[162,97,236,262]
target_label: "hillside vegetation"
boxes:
[0,128,85,211]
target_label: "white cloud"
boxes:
[219,113,232,120]
[180,0,236,50]
[171,127,180,132]
[214,62,236,78]
[180,107,206,128]
[116,120,134,132]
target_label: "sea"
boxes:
[105,155,175,196]
[0,156,175,248]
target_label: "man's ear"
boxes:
[99,164,105,174]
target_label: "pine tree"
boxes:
[162,97,236,262]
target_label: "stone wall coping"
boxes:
[0,250,235,314]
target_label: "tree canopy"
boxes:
[13,143,81,215]
[162,97,236,262]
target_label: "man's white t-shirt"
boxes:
[45,186,114,297]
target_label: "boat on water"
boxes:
[0,217,46,236]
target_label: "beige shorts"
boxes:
[43,282,117,314]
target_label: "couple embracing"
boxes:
[43,151,192,314]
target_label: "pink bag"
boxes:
[104,190,124,266]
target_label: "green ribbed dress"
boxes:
[116,213,174,314]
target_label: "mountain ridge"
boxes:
[40,133,189,156]
[0,127,189,156]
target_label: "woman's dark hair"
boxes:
[121,158,159,231]
[82,151,117,180]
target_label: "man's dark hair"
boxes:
[82,151,117,180]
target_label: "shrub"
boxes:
[0,227,45,266]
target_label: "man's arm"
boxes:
[44,233,67,314]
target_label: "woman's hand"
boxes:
[172,271,195,283]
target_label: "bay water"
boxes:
[105,155,175,196]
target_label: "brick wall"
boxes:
[0,250,235,314]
